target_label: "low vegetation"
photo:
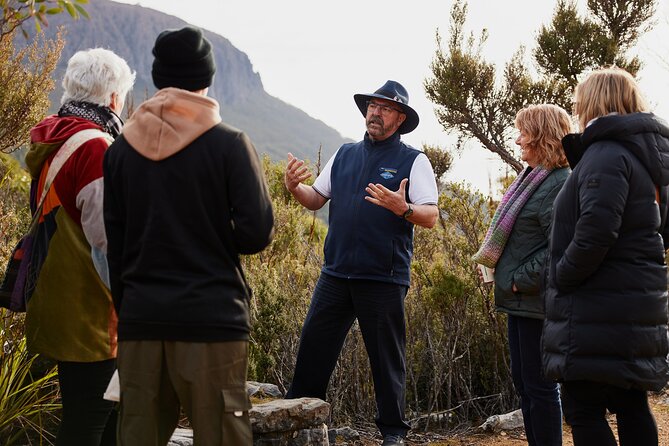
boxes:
[1,154,60,445]
[0,152,511,441]
[244,157,512,431]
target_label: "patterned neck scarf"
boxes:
[472,166,552,268]
[58,101,124,138]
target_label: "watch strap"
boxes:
[402,204,413,219]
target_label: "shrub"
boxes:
[245,161,517,430]
[0,334,60,445]
[1,156,60,445]
[0,153,517,438]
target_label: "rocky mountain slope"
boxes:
[24,0,350,161]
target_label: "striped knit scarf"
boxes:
[472,166,552,268]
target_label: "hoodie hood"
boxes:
[25,115,102,179]
[122,87,222,161]
[563,113,669,186]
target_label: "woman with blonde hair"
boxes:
[542,67,669,445]
[474,103,570,446]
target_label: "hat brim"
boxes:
[354,93,419,134]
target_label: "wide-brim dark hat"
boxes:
[353,80,419,134]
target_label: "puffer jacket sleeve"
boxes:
[660,186,669,250]
[513,179,564,293]
[555,147,630,289]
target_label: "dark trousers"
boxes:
[561,380,658,446]
[286,273,410,437]
[56,359,117,446]
[507,315,562,446]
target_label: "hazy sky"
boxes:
[114,0,669,195]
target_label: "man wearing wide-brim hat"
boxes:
[284,80,439,446]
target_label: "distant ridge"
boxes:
[24,0,351,162]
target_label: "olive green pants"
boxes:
[117,340,252,446]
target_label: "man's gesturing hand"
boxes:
[285,152,312,192]
[365,178,409,216]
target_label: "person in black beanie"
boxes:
[151,26,216,91]
[104,26,274,446]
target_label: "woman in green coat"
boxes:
[474,104,570,446]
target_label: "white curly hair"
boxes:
[61,48,135,107]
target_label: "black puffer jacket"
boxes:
[542,113,669,391]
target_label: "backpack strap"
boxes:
[30,129,113,231]
[37,128,113,207]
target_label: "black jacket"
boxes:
[104,89,274,342]
[542,113,669,391]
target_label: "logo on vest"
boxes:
[379,167,397,180]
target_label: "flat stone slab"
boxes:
[168,425,330,446]
[168,397,331,445]
[254,424,329,446]
[251,398,330,434]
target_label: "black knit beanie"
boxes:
[152,26,216,91]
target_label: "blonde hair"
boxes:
[514,104,571,169]
[574,67,649,131]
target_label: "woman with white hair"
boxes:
[24,48,134,446]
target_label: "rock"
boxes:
[254,424,329,446]
[327,426,360,444]
[248,380,284,399]
[168,397,331,446]
[167,428,193,446]
[251,398,330,434]
[479,409,524,432]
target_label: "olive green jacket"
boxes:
[493,167,569,319]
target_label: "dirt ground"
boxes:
[352,392,669,445]
[418,392,669,446]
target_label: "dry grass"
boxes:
[398,391,669,446]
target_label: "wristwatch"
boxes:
[402,204,413,219]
